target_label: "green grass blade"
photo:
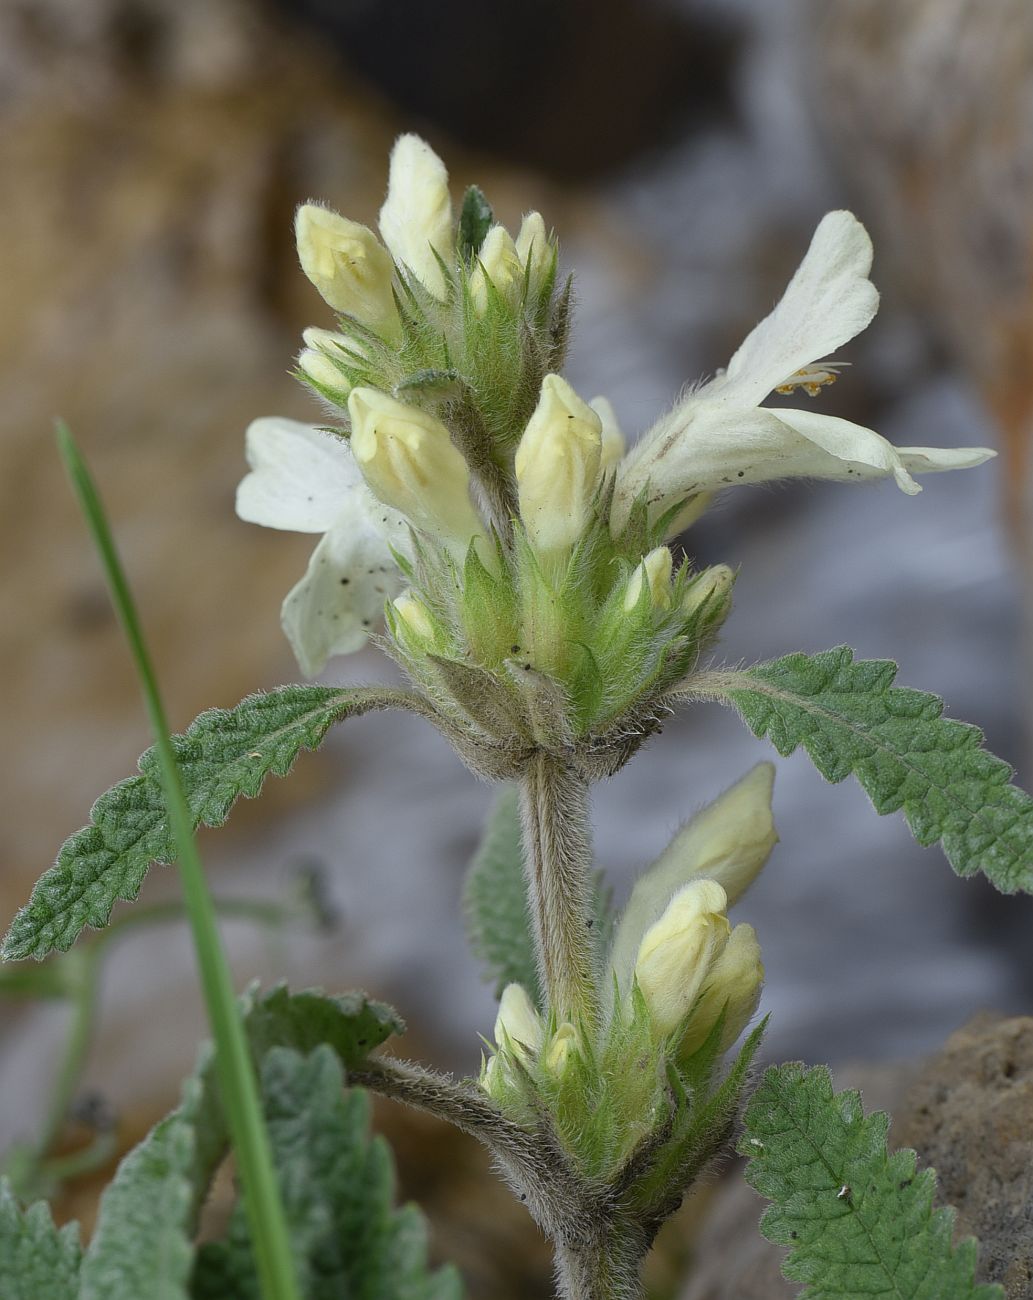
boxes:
[54,422,300,1300]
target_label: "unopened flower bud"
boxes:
[607,765,776,1002]
[679,923,764,1057]
[469,224,523,315]
[515,374,603,552]
[544,1023,578,1076]
[391,591,436,643]
[494,983,542,1063]
[515,211,552,295]
[298,328,353,397]
[481,1052,502,1096]
[348,387,485,552]
[634,879,730,1039]
[623,546,673,612]
[379,134,454,300]
[591,396,626,472]
[295,205,399,337]
[682,564,735,620]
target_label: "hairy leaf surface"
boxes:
[3,685,411,961]
[462,786,540,1003]
[741,1063,1002,1299]
[191,1047,463,1299]
[80,986,402,1300]
[696,647,1033,893]
[0,1180,81,1300]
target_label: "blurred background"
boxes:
[2,0,1032,1292]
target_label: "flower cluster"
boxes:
[233,131,996,1190]
[481,765,776,1169]
[237,134,991,700]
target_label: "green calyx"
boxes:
[383,502,735,779]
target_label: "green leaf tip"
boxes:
[699,646,1033,894]
[458,184,494,261]
[740,1062,1003,1299]
[0,1179,81,1300]
[2,684,404,962]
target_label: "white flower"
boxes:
[236,417,411,676]
[494,983,543,1062]
[347,386,487,557]
[591,396,627,472]
[469,224,523,315]
[607,764,776,1003]
[515,211,552,297]
[378,134,454,300]
[612,211,995,531]
[515,374,603,552]
[633,879,731,1038]
[623,546,673,612]
[294,204,399,337]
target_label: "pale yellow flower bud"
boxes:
[391,591,436,643]
[298,327,354,397]
[544,1023,578,1076]
[378,134,454,300]
[634,879,730,1039]
[623,546,673,612]
[607,766,776,1004]
[494,983,543,1063]
[515,211,552,294]
[515,374,603,552]
[682,564,735,617]
[348,387,485,552]
[480,1051,505,1099]
[679,923,764,1057]
[469,224,523,315]
[591,396,627,472]
[294,204,399,336]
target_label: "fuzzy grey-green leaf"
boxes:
[191,1046,463,1300]
[740,1063,1002,1299]
[462,785,541,1004]
[3,685,413,961]
[0,1180,81,1300]
[80,985,403,1300]
[703,647,1033,893]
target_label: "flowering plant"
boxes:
[1,135,1025,1300]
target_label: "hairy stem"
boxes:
[554,1226,648,1300]
[351,1056,593,1238]
[520,752,599,1025]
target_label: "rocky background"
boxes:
[2,0,1032,1294]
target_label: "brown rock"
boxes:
[895,1014,1033,1298]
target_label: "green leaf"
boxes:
[457,185,494,261]
[462,786,541,1004]
[191,1047,464,1300]
[700,647,1033,893]
[3,685,406,961]
[0,1179,81,1300]
[741,1062,1002,1299]
[80,985,403,1300]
